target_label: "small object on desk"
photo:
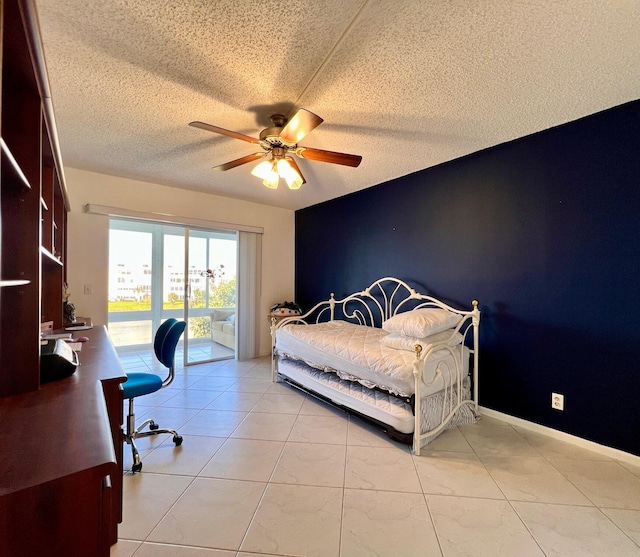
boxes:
[61,336,88,348]
[65,325,93,331]
[42,332,73,340]
[40,339,80,382]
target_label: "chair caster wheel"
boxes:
[149,423,159,430]
[132,462,142,473]
[173,435,183,446]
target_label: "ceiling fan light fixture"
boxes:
[251,159,274,180]
[277,158,303,190]
[251,159,279,189]
[262,173,280,189]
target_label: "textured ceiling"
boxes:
[35,0,640,210]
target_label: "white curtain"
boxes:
[236,231,262,360]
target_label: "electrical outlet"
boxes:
[552,392,564,411]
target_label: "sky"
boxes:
[109,228,236,271]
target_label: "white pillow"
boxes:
[381,330,463,352]
[382,308,461,338]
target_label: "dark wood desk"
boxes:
[0,326,126,557]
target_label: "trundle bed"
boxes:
[271,277,480,455]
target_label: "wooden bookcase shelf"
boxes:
[0,3,124,554]
[0,0,69,397]
[1,139,32,190]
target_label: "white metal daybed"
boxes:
[271,277,480,455]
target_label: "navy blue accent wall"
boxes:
[295,100,640,456]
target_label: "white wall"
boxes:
[64,168,295,356]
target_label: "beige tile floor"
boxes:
[112,351,640,557]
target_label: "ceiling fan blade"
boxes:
[189,121,260,144]
[295,146,362,167]
[213,152,265,171]
[279,108,324,144]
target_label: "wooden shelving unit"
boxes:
[0,0,69,397]
[0,1,125,554]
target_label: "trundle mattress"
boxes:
[278,357,416,434]
[277,358,477,439]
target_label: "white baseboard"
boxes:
[479,406,640,468]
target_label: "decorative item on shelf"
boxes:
[63,282,76,326]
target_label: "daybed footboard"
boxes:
[271,277,480,455]
[410,315,479,454]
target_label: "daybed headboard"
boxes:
[293,277,478,330]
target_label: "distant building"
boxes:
[109,263,207,302]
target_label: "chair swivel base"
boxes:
[125,418,183,473]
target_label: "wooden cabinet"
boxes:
[0,1,125,554]
[0,326,127,557]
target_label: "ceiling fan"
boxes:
[189,108,362,190]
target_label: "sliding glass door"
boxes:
[108,219,237,364]
[183,228,237,364]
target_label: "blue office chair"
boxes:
[122,318,186,473]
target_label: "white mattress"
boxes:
[276,320,467,397]
[278,357,416,434]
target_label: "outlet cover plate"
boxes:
[552,392,564,411]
